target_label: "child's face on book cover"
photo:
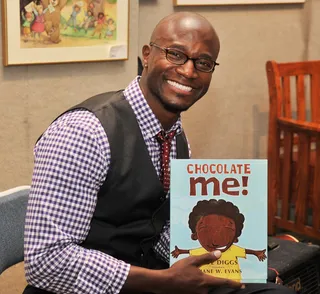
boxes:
[195,215,236,252]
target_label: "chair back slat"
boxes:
[311,74,320,123]
[295,133,310,227]
[281,76,292,117]
[280,131,293,221]
[313,137,320,231]
[296,75,306,120]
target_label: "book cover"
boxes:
[170,159,267,284]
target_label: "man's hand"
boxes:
[122,251,243,294]
[157,250,243,294]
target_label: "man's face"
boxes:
[195,214,236,252]
[142,20,219,114]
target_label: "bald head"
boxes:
[139,12,220,124]
[150,12,220,56]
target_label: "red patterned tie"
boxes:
[156,130,176,193]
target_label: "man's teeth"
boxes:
[216,245,227,250]
[167,80,192,92]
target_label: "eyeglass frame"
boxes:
[149,42,219,73]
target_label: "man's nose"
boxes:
[177,59,198,78]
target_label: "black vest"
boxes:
[59,90,189,269]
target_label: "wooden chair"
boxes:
[266,60,320,240]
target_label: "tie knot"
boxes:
[156,130,176,143]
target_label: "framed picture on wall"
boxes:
[173,0,305,5]
[1,0,129,66]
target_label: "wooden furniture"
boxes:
[266,60,320,240]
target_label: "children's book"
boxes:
[170,159,267,284]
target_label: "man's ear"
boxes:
[142,44,151,67]
[191,233,198,240]
[234,237,239,243]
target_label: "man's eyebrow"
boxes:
[168,44,214,60]
[168,44,188,51]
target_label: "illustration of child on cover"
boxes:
[171,199,266,282]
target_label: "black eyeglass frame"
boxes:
[149,42,219,73]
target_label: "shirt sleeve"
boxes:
[24,110,130,294]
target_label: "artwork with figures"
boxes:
[2,0,128,65]
[19,0,117,47]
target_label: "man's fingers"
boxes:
[207,276,244,289]
[190,250,221,267]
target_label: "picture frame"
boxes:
[1,0,129,66]
[173,0,305,5]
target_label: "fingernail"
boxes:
[241,285,246,289]
[213,250,221,258]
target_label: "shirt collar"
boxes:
[123,76,182,139]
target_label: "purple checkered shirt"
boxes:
[24,77,188,294]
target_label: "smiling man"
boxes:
[24,12,295,294]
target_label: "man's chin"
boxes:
[162,101,191,113]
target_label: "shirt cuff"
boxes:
[74,249,130,294]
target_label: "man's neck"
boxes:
[139,78,180,131]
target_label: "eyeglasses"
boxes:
[149,42,219,73]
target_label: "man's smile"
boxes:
[167,80,193,92]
